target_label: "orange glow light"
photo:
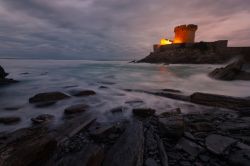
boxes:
[160,38,172,45]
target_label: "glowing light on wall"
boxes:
[160,38,172,45]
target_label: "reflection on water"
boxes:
[0,59,250,132]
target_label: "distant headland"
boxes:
[138,24,250,64]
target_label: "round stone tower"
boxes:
[173,24,198,43]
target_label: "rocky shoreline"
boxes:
[0,87,250,166]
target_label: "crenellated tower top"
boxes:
[173,24,198,43]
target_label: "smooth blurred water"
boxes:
[1,59,250,132]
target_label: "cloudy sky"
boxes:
[0,0,250,60]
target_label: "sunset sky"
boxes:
[0,0,250,60]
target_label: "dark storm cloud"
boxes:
[0,0,250,60]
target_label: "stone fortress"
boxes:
[139,24,250,64]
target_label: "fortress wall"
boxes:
[153,40,228,53]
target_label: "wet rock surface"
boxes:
[29,92,70,103]
[1,88,250,166]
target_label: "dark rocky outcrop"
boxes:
[0,65,8,79]
[209,59,250,80]
[29,92,70,103]
[0,65,18,86]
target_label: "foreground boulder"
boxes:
[209,59,250,80]
[0,114,96,166]
[190,92,250,110]
[29,92,70,103]
[0,135,57,166]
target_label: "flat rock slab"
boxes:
[89,124,115,140]
[102,120,144,166]
[64,104,88,115]
[176,138,204,157]
[29,92,70,103]
[205,134,237,155]
[190,92,250,110]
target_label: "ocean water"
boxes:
[1,59,250,132]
